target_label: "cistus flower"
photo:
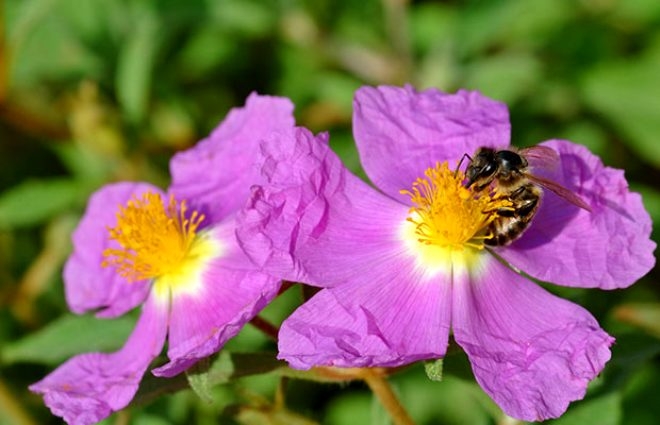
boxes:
[237,86,656,421]
[30,93,295,425]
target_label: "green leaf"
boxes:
[175,26,236,81]
[0,178,84,228]
[410,3,457,55]
[186,357,215,403]
[457,0,571,55]
[423,358,444,382]
[580,41,660,168]
[369,390,390,425]
[133,351,285,407]
[403,375,494,425]
[131,414,175,425]
[209,0,276,38]
[219,352,285,382]
[620,362,660,425]
[608,0,660,27]
[1,313,135,365]
[115,2,161,123]
[546,393,621,425]
[7,0,104,85]
[326,393,372,425]
[51,143,112,184]
[614,303,660,339]
[54,0,118,46]
[463,52,542,103]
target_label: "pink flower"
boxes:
[237,85,655,421]
[30,93,295,425]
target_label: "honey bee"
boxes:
[463,146,591,246]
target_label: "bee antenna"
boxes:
[455,153,472,176]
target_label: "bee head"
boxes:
[465,148,498,188]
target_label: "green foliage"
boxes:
[1,0,659,424]
[115,1,162,124]
[0,179,83,228]
[423,358,444,382]
[1,313,135,365]
[547,393,622,425]
[581,38,660,168]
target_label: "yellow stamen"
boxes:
[102,192,206,282]
[401,162,513,251]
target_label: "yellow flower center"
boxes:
[102,192,207,282]
[400,162,513,274]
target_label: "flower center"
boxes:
[102,192,206,282]
[401,162,512,251]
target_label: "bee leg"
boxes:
[482,205,517,217]
[508,186,539,216]
[515,198,539,216]
[455,153,472,176]
[508,186,527,199]
[485,186,539,218]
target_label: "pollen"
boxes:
[401,162,512,251]
[102,192,206,282]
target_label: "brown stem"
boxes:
[249,315,280,341]
[361,368,415,425]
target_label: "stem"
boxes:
[361,369,415,425]
[274,376,288,408]
[249,315,280,341]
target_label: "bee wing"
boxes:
[518,145,560,170]
[526,173,592,212]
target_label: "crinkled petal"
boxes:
[64,182,160,317]
[152,219,281,377]
[499,139,656,289]
[169,93,295,223]
[29,294,168,425]
[452,256,613,421]
[353,85,510,200]
[237,126,410,287]
[278,258,451,369]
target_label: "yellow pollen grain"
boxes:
[400,162,512,251]
[102,192,206,282]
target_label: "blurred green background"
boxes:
[1,0,659,424]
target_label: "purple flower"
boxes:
[237,86,656,421]
[30,93,295,425]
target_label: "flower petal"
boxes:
[353,85,510,200]
[29,294,168,425]
[169,93,295,223]
[237,126,410,287]
[64,182,160,318]
[278,259,451,369]
[152,221,281,378]
[452,257,613,421]
[499,139,656,289]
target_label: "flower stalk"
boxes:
[361,368,414,425]
[249,315,280,341]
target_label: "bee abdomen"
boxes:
[484,218,530,246]
[484,184,541,246]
